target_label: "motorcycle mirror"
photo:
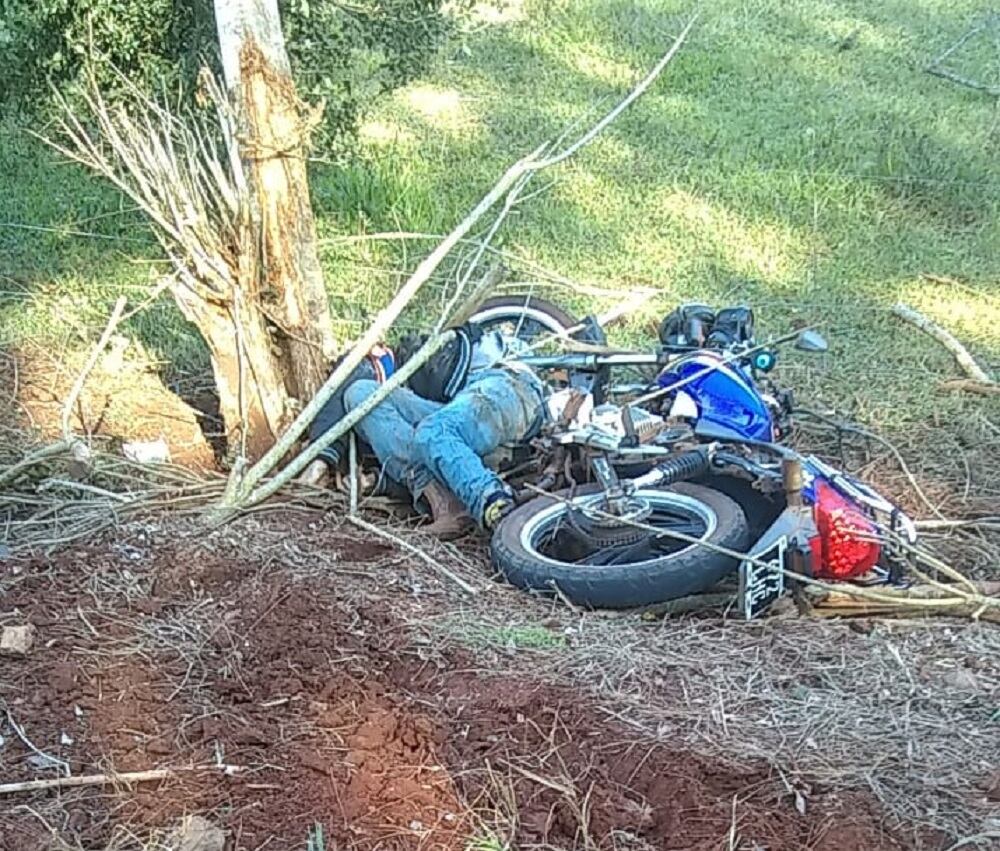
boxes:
[794,329,828,353]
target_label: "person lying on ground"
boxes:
[301,324,548,539]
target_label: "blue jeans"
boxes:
[344,369,545,522]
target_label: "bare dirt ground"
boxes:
[2,508,997,851]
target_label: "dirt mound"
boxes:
[0,533,907,850]
[7,341,215,469]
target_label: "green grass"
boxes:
[306,822,326,851]
[450,622,567,651]
[2,0,999,433]
[466,830,507,851]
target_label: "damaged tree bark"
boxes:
[213,0,336,440]
[170,285,288,460]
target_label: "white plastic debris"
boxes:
[122,437,171,464]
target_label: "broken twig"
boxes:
[925,14,1000,97]
[347,515,480,596]
[0,769,171,795]
[891,303,995,387]
[3,709,71,778]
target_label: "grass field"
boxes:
[2,0,999,435]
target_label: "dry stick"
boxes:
[3,709,71,778]
[0,442,72,490]
[925,15,1000,96]
[348,432,359,517]
[897,535,991,597]
[926,67,1000,97]
[519,287,659,354]
[0,772,170,795]
[438,176,535,329]
[939,378,1000,396]
[218,14,698,514]
[347,515,480,596]
[801,416,947,521]
[916,517,1000,531]
[927,14,999,68]
[61,295,128,441]
[891,303,994,385]
[37,478,131,503]
[630,336,796,408]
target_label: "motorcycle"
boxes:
[470,296,918,617]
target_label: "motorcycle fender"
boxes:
[748,504,816,556]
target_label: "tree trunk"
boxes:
[211,0,336,453]
[172,283,288,461]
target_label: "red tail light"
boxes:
[809,480,881,579]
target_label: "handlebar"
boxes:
[512,328,820,374]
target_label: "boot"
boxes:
[421,481,474,541]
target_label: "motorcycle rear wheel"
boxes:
[491,482,749,608]
[469,294,578,344]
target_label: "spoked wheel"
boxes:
[469,294,578,348]
[491,483,750,608]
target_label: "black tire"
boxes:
[491,482,750,609]
[470,294,578,343]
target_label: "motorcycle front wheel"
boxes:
[491,483,750,608]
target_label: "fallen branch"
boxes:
[0,762,244,795]
[3,708,70,778]
[0,441,72,490]
[795,411,947,521]
[892,302,994,385]
[925,14,1000,97]
[803,581,1000,622]
[939,378,1000,396]
[926,66,1000,97]
[348,432,359,517]
[0,769,171,795]
[916,517,1000,532]
[347,515,480,596]
[521,287,659,354]
[37,478,132,503]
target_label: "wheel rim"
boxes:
[517,489,718,569]
[471,304,572,344]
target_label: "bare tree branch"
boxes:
[892,303,994,385]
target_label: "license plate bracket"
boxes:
[739,536,787,620]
